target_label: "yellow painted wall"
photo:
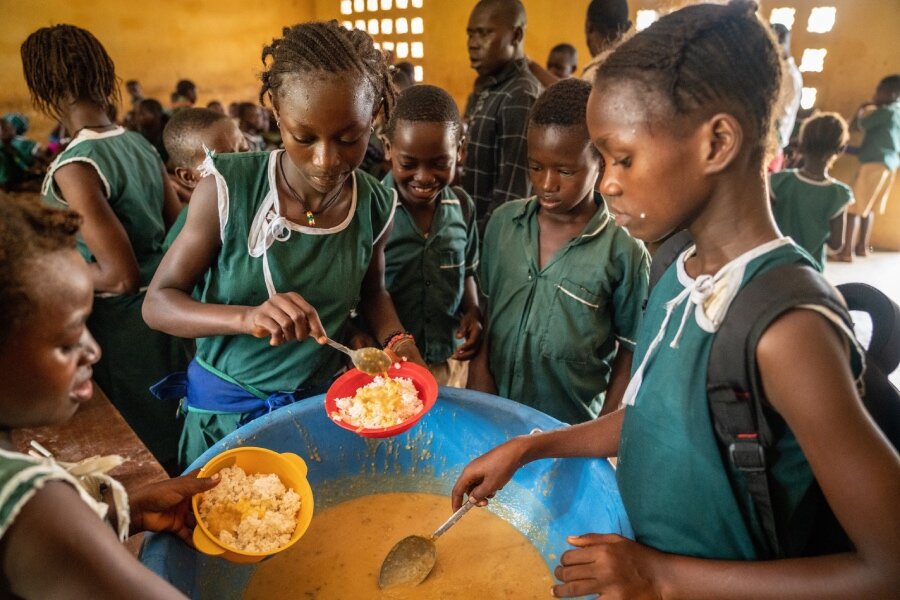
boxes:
[1,0,315,139]
[3,0,899,247]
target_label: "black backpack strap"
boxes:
[648,230,693,293]
[707,262,851,558]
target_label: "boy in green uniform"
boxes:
[453,4,899,598]
[381,85,482,387]
[144,22,426,468]
[770,112,853,271]
[22,25,187,471]
[468,78,649,424]
[161,107,249,250]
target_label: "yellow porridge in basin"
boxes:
[243,492,554,599]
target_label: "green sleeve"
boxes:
[462,193,480,276]
[611,234,650,351]
[828,185,853,218]
[861,106,891,132]
[478,210,503,301]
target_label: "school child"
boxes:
[381,85,482,387]
[0,195,217,599]
[135,98,170,164]
[162,107,249,222]
[0,117,30,191]
[237,102,267,152]
[468,78,649,424]
[143,21,426,468]
[21,25,187,471]
[546,43,578,79]
[453,3,900,597]
[834,74,900,261]
[770,112,853,271]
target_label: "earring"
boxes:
[370,125,375,133]
[276,119,281,127]
[639,212,647,219]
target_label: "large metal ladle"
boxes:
[378,500,476,589]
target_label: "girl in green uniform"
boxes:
[468,78,649,424]
[452,2,900,597]
[0,195,216,599]
[144,21,425,468]
[21,25,187,471]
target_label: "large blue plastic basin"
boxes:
[141,387,632,598]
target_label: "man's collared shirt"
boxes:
[463,58,541,233]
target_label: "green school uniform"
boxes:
[479,195,649,424]
[770,170,852,271]
[857,101,900,171]
[381,173,479,364]
[616,239,863,559]
[0,448,123,542]
[42,127,186,468]
[181,151,395,465]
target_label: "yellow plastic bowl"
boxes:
[191,447,314,564]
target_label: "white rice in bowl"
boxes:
[332,375,423,429]
[197,465,300,553]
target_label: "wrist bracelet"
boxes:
[381,330,406,349]
[385,333,415,350]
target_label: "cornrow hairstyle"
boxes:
[0,193,82,347]
[259,20,397,124]
[20,25,120,123]
[587,0,631,40]
[597,0,782,163]
[798,112,848,159]
[528,78,599,156]
[383,84,462,141]
[163,107,230,169]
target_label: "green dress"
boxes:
[381,174,479,364]
[181,151,395,466]
[479,195,649,424]
[617,239,863,559]
[770,170,852,271]
[42,127,187,469]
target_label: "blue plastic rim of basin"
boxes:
[140,387,632,599]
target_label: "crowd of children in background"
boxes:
[1,0,899,598]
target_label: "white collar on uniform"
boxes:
[623,237,791,407]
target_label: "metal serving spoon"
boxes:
[378,499,477,589]
[323,337,392,375]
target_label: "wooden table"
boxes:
[11,383,169,553]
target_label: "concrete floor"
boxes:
[824,251,900,384]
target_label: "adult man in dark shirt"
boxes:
[463,0,541,233]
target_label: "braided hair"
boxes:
[0,193,82,348]
[798,112,848,160]
[259,21,396,123]
[20,25,120,122]
[597,0,782,162]
[383,85,462,141]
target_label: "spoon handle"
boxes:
[431,499,476,540]
[323,336,354,358]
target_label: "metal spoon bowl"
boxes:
[378,500,476,589]
[323,338,392,375]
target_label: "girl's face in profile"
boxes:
[0,250,100,429]
[587,79,707,243]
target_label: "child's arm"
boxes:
[465,310,497,394]
[452,275,484,361]
[128,472,219,544]
[451,408,625,510]
[52,162,141,294]
[598,347,632,416]
[143,176,326,343]
[358,221,426,366]
[0,482,186,599]
[551,310,900,599]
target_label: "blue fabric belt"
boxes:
[150,358,332,425]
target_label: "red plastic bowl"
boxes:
[324,362,438,438]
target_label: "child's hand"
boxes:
[245,292,327,346]
[344,321,377,351]
[453,307,484,361]
[450,437,528,510]
[128,472,220,545]
[551,534,662,599]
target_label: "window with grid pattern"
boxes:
[340,0,426,81]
